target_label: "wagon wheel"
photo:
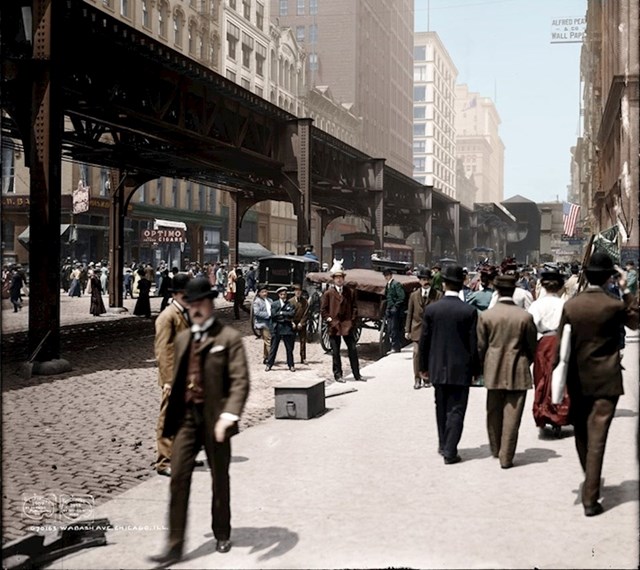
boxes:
[352,320,362,344]
[379,317,391,358]
[320,319,332,353]
[306,310,320,339]
[249,302,260,338]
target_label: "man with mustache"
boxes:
[149,278,250,564]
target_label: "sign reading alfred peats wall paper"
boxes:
[140,228,185,243]
[551,16,586,44]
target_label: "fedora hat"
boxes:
[539,268,565,283]
[168,273,190,293]
[417,269,432,279]
[586,251,616,274]
[183,277,218,302]
[441,264,464,284]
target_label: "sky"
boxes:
[414,0,587,203]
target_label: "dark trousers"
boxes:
[571,395,618,507]
[486,389,527,467]
[169,406,231,553]
[386,307,403,351]
[329,332,360,379]
[297,326,307,362]
[433,384,470,459]
[233,297,250,319]
[267,333,295,367]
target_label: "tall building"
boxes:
[412,31,458,198]
[272,0,414,176]
[454,84,505,204]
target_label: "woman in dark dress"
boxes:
[89,269,106,316]
[133,269,151,317]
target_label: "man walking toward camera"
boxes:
[290,284,309,364]
[149,278,250,565]
[383,268,406,353]
[419,265,479,464]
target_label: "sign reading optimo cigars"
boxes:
[140,228,186,243]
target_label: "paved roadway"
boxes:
[36,330,637,568]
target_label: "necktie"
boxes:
[191,317,214,342]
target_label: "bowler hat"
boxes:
[293,283,303,290]
[331,269,346,277]
[276,286,288,294]
[540,269,565,283]
[441,265,464,284]
[168,273,190,293]
[183,277,218,302]
[494,274,516,288]
[586,251,616,274]
[257,283,268,292]
[417,269,433,279]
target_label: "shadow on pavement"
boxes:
[458,443,493,461]
[572,479,639,510]
[513,447,561,466]
[614,407,638,418]
[193,526,299,562]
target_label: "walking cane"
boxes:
[20,330,52,379]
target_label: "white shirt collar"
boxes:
[191,316,215,341]
[444,291,459,297]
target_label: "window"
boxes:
[255,43,266,76]
[227,22,239,60]
[413,157,426,172]
[188,21,197,54]
[156,178,164,205]
[120,0,130,17]
[210,36,217,65]
[199,184,206,209]
[297,0,304,15]
[413,86,426,101]
[226,69,236,81]
[279,0,288,16]
[102,0,113,8]
[414,106,425,119]
[241,33,253,69]
[413,124,425,136]
[296,25,305,42]
[158,1,168,37]
[100,168,109,197]
[413,65,426,81]
[142,0,150,28]
[210,188,217,214]
[308,52,318,71]
[255,86,263,97]
[229,0,237,8]
[185,182,192,210]
[256,2,264,29]
[414,46,426,60]
[1,146,15,194]
[243,0,251,19]
[413,140,425,153]
[171,179,178,208]
[241,78,251,89]
[174,12,184,46]
[309,23,317,43]
[309,0,317,15]
[138,183,146,203]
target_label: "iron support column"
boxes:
[27,0,68,368]
[228,193,239,267]
[108,170,125,308]
[423,186,433,265]
[449,202,460,260]
[368,159,385,250]
[296,118,312,254]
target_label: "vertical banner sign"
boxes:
[550,17,586,44]
[72,181,90,214]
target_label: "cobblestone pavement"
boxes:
[1,293,382,542]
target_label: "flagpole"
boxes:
[427,0,430,32]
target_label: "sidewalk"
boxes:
[47,341,638,569]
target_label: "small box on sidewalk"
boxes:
[275,379,325,419]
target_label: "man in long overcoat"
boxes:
[405,269,442,389]
[419,265,479,464]
[320,269,363,382]
[289,283,310,364]
[383,268,406,352]
[477,274,537,469]
[555,252,639,516]
[150,278,250,564]
[153,273,191,476]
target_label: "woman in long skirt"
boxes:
[527,268,569,433]
[68,265,82,297]
[133,269,151,317]
[89,270,106,316]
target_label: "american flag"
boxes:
[563,201,580,237]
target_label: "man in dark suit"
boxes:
[419,265,479,464]
[555,252,638,516]
[383,268,406,353]
[405,269,442,389]
[149,278,250,565]
[265,286,296,371]
[320,269,363,382]
[289,283,310,364]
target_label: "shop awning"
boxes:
[154,219,187,230]
[222,241,274,261]
[18,224,71,248]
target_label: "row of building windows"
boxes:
[278,0,318,17]
[295,24,318,43]
[228,0,266,31]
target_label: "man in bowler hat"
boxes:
[150,278,250,564]
[419,265,479,464]
[405,269,442,389]
[555,251,638,516]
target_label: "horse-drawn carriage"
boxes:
[305,268,419,357]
